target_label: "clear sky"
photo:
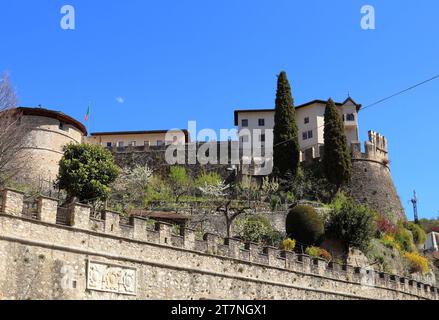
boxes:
[1,0,438,219]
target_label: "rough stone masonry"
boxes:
[0,189,437,300]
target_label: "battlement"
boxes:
[353,130,389,164]
[0,188,437,300]
[299,130,390,165]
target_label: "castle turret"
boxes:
[347,131,405,222]
[3,107,86,192]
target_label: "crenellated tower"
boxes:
[348,131,405,222]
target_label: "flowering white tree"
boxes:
[111,164,154,210]
[198,180,229,198]
[113,164,153,193]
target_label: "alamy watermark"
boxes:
[361,5,375,30]
[60,5,75,30]
[163,121,273,175]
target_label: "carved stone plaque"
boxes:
[87,261,137,295]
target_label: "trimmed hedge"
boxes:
[286,205,324,245]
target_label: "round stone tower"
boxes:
[347,131,405,222]
[9,107,86,191]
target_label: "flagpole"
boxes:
[87,102,91,137]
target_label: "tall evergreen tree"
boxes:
[322,98,352,192]
[273,71,300,178]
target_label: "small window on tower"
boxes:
[258,119,265,126]
[241,119,249,127]
[304,117,309,124]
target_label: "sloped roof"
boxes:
[14,107,87,135]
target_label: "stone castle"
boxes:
[4,99,406,222]
[0,100,416,300]
[0,188,437,300]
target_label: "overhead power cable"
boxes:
[272,73,439,148]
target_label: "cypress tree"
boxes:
[273,71,300,178]
[322,98,352,192]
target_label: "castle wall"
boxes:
[0,189,436,300]
[111,143,234,179]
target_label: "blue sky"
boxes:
[1,0,438,219]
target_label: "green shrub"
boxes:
[404,252,429,274]
[380,234,401,251]
[264,229,285,247]
[269,195,281,211]
[143,175,172,205]
[286,205,324,245]
[57,143,120,203]
[394,226,415,252]
[194,172,222,188]
[281,238,296,251]
[326,197,376,252]
[305,246,332,261]
[406,222,426,245]
[330,192,350,210]
[234,215,272,244]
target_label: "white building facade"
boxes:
[425,232,439,252]
[234,98,361,174]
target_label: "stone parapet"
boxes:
[0,188,437,300]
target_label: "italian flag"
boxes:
[84,105,90,122]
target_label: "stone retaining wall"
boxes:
[0,188,436,300]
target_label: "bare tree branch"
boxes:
[0,72,18,110]
[0,72,30,187]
